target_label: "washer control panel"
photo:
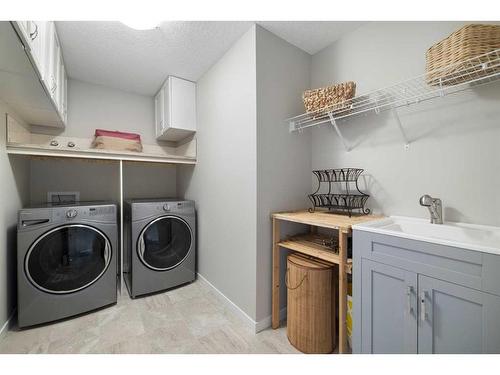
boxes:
[53,204,117,223]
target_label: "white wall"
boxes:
[255,26,311,322]
[0,102,30,335]
[311,22,500,226]
[33,79,157,144]
[178,26,258,319]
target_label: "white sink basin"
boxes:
[353,216,500,255]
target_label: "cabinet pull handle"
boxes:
[30,22,38,40]
[406,286,413,315]
[420,291,427,321]
[51,77,57,94]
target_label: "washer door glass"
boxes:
[138,216,192,271]
[26,225,111,294]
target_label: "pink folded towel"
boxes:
[91,129,143,152]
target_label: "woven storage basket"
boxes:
[302,81,356,117]
[426,24,500,86]
[286,253,335,354]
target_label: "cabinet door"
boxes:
[62,68,68,123]
[56,60,67,124]
[168,76,196,132]
[418,275,500,354]
[27,21,46,76]
[154,88,165,137]
[57,57,65,113]
[361,259,417,353]
[15,21,31,46]
[45,23,60,104]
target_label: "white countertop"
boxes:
[352,216,500,256]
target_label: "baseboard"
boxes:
[196,273,287,334]
[0,309,16,341]
[197,273,258,332]
[255,307,287,333]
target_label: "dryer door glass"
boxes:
[26,225,112,294]
[139,216,192,271]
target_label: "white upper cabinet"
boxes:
[155,88,165,138]
[15,21,48,80]
[13,21,67,127]
[59,62,68,123]
[155,76,196,142]
[46,23,61,103]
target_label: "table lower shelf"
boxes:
[278,233,352,273]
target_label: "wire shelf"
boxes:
[287,49,500,133]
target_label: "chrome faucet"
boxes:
[419,195,443,224]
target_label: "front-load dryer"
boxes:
[124,199,196,298]
[17,202,118,328]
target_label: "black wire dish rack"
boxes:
[308,168,370,217]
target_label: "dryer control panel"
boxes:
[130,200,195,221]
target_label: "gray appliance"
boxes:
[17,202,118,328]
[124,199,196,298]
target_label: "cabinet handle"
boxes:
[30,22,38,41]
[406,286,414,315]
[51,76,57,93]
[420,291,427,322]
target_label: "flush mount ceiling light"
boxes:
[120,20,161,31]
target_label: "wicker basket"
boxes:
[286,253,335,354]
[426,24,500,86]
[302,81,356,117]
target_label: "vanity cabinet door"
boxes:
[361,259,418,353]
[418,275,500,354]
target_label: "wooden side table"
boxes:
[271,210,382,353]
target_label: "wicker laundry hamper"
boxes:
[426,24,500,86]
[286,253,336,354]
[302,81,356,117]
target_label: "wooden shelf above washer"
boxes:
[5,114,197,165]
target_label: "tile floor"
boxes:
[0,279,301,354]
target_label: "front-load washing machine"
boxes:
[124,199,196,298]
[17,202,118,328]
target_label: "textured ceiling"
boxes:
[56,21,364,96]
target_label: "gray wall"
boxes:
[255,26,312,322]
[33,79,157,144]
[0,102,30,334]
[178,26,258,319]
[123,162,177,200]
[310,22,500,226]
[29,158,120,204]
[29,159,177,205]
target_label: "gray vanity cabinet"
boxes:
[418,275,500,354]
[361,259,417,353]
[353,230,500,354]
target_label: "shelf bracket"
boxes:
[391,108,410,148]
[328,113,351,152]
